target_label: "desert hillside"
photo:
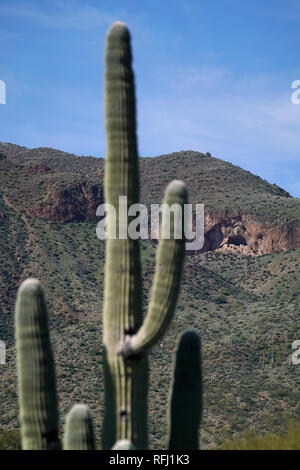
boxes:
[0,142,300,448]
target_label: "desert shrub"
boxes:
[0,430,21,450]
[219,421,300,450]
[214,295,228,304]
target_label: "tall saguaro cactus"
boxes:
[102,21,187,450]
[14,21,202,452]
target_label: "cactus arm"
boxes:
[64,404,96,450]
[15,278,60,450]
[168,330,202,450]
[122,180,187,357]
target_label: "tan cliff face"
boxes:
[26,182,103,222]
[201,212,300,255]
[19,180,300,255]
[143,210,300,255]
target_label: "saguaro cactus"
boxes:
[14,21,202,452]
[168,330,202,449]
[102,21,187,450]
[15,278,60,450]
[64,404,96,450]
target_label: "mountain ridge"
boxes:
[1,143,299,255]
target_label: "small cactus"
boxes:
[168,330,202,450]
[15,278,60,450]
[64,404,96,450]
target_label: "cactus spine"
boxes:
[64,404,96,450]
[103,22,187,450]
[15,278,60,450]
[168,330,202,449]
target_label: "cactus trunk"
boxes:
[102,21,147,450]
[103,22,187,450]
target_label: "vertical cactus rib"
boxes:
[102,21,147,450]
[122,180,187,357]
[168,330,202,450]
[15,278,60,450]
[64,404,96,450]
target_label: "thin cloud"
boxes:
[137,68,300,161]
[136,68,300,197]
[0,1,114,31]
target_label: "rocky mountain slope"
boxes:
[1,143,299,253]
[0,142,300,448]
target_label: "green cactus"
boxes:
[15,278,60,450]
[64,404,96,450]
[14,21,203,451]
[102,21,187,450]
[168,330,202,450]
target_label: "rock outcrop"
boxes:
[27,182,103,222]
[201,212,300,255]
[26,188,300,254]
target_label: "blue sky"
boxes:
[1,0,300,197]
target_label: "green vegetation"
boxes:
[0,430,21,450]
[1,187,299,448]
[220,420,300,450]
